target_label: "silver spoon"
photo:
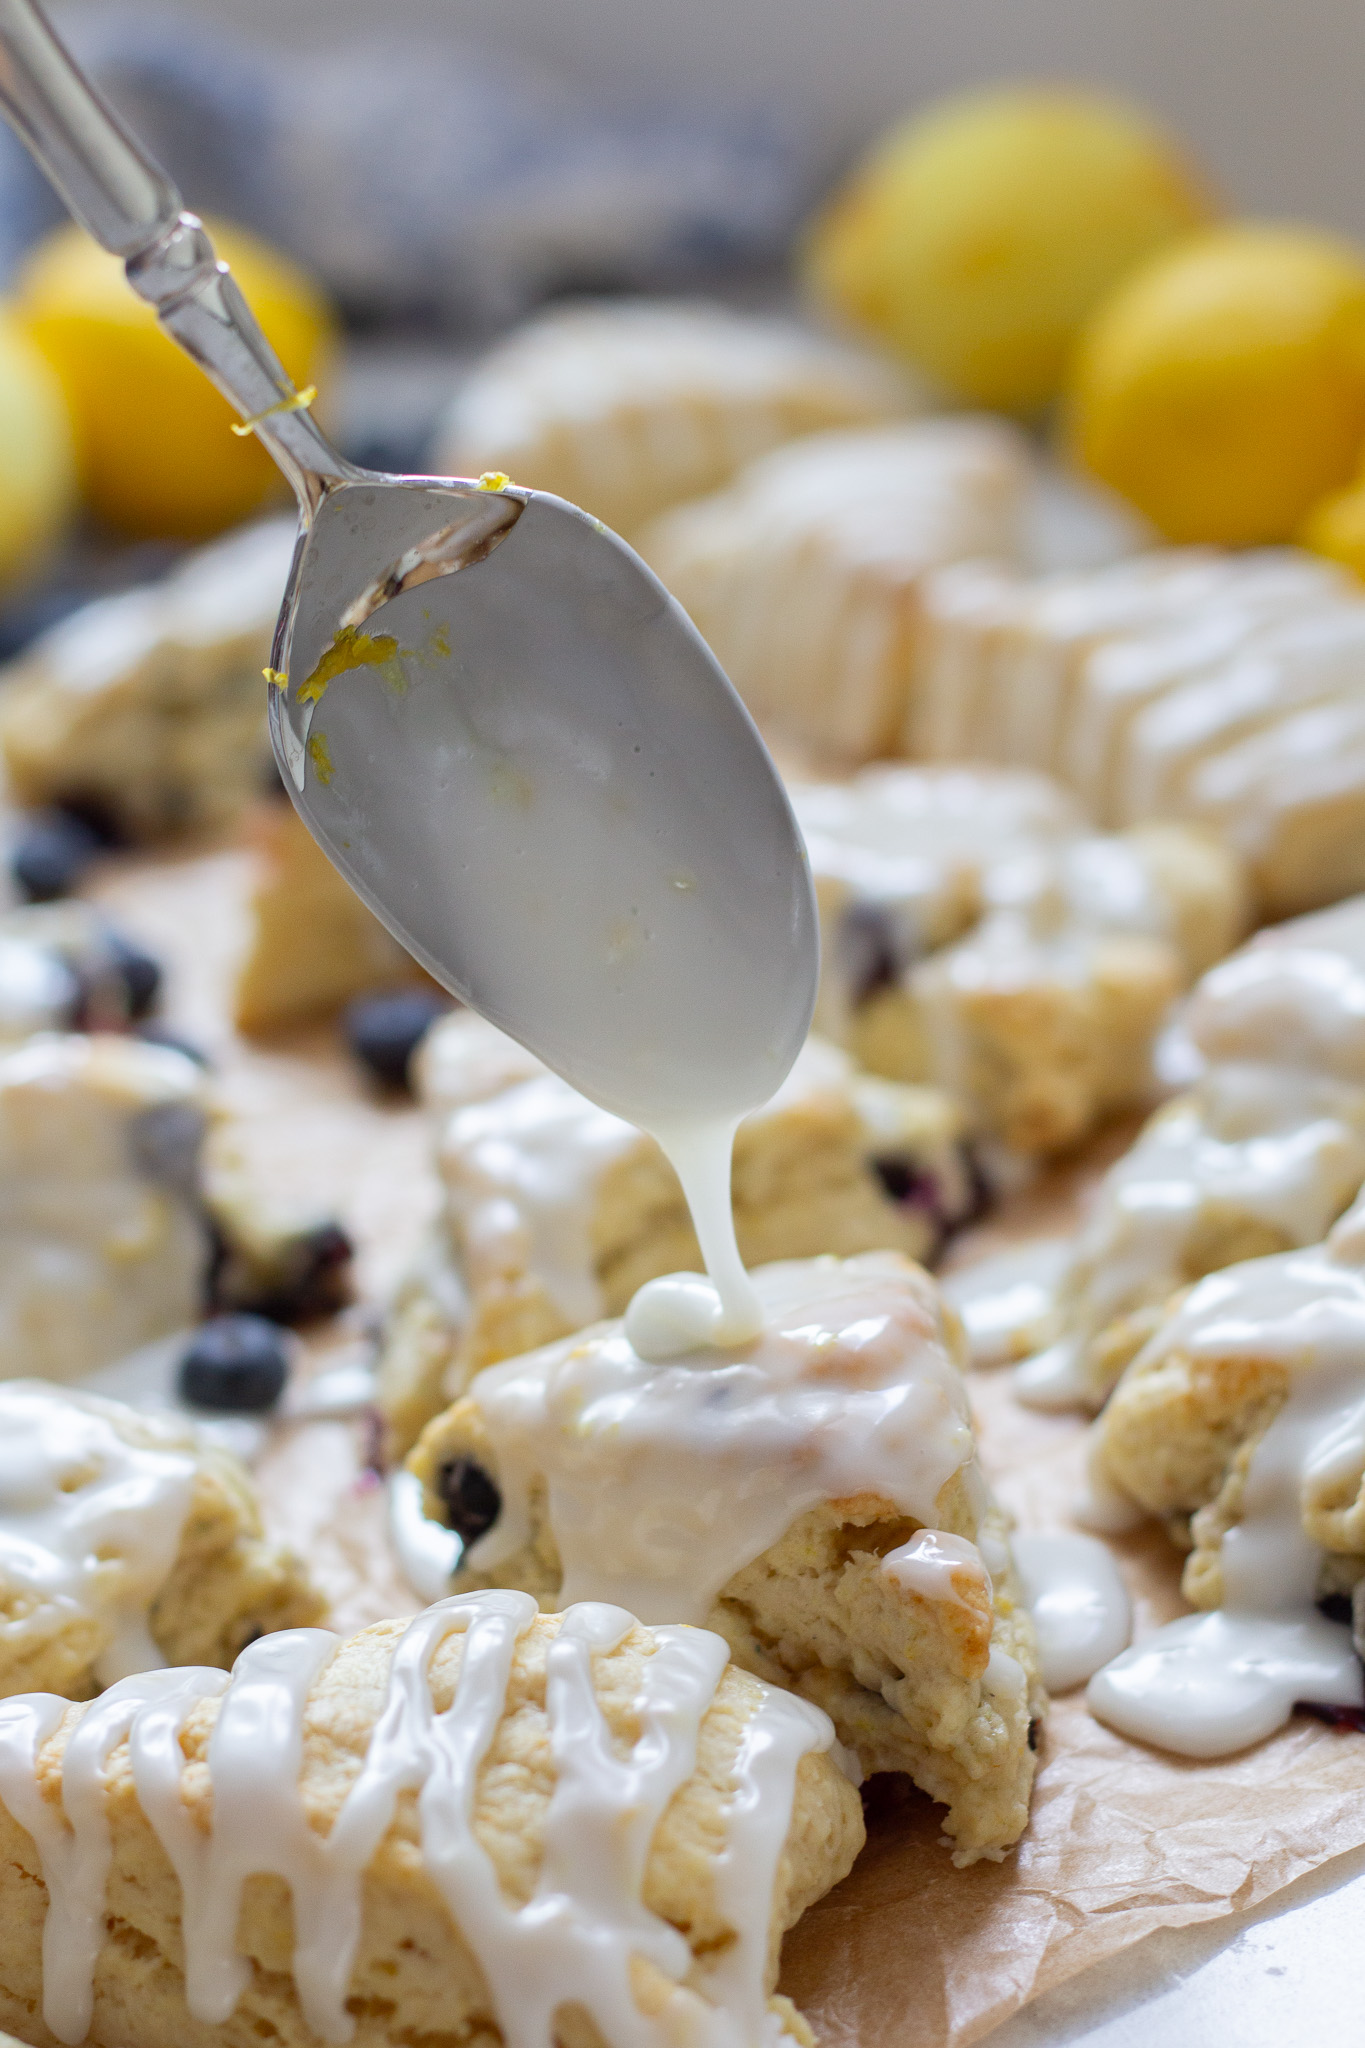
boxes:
[0,0,817,1133]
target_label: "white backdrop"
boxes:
[62,0,1365,236]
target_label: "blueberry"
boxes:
[10,811,102,902]
[436,1457,501,1546]
[1317,1592,1354,1625]
[104,928,163,1019]
[344,987,453,1090]
[178,1315,290,1413]
[873,1153,937,1209]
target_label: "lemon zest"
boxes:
[231,384,318,437]
[298,625,402,704]
[307,732,335,786]
[477,470,513,492]
[262,667,289,688]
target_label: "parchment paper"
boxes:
[93,844,1365,2048]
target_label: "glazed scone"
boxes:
[0,1379,323,1702]
[233,799,428,1033]
[1009,896,1365,1406]
[0,1591,864,2048]
[435,294,919,539]
[377,1012,980,1456]
[796,761,1247,1154]
[409,1252,1042,1864]
[642,416,1031,763]
[0,518,293,841]
[914,545,1365,919]
[912,546,1347,785]
[0,1033,212,1382]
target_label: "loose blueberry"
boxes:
[178,1315,290,1413]
[437,1457,502,1546]
[10,810,102,902]
[1317,1592,1354,1625]
[345,987,453,1090]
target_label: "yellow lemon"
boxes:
[14,217,339,540]
[1299,469,1365,580]
[0,307,75,588]
[1069,224,1365,545]
[804,85,1215,413]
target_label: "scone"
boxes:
[1085,1196,1365,1754]
[0,1032,354,1383]
[435,294,918,539]
[0,901,157,1046]
[0,518,293,841]
[1011,895,1365,1406]
[641,416,1031,763]
[798,762,1248,1155]
[0,1379,323,1701]
[233,799,429,1033]
[409,1251,1044,1865]
[378,1012,980,1456]
[0,1591,864,2048]
[914,544,1365,919]
[0,1033,212,1381]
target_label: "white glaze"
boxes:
[882,1528,991,1615]
[941,1240,1072,1369]
[1011,1533,1132,1692]
[0,1381,197,1688]
[0,1590,832,2048]
[466,1253,977,1624]
[1088,1221,1365,1755]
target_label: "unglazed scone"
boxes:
[434,295,919,540]
[0,519,294,840]
[0,1592,864,2048]
[233,799,428,1033]
[0,1379,323,1701]
[796,761,1248,1155]
[0,1033,212,1382]
[1009,896,1365,1407]
[641,416,1031,763]
[377,1012,980,1457]
[914,545,1365,918]
[0,901,156,1046]
[409,1252,1043,1864]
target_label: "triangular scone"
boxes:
[0,519,293,840]
[377,1012,979,1457]
[795,761,1247,1155]
[641,416,1030,763]
[1005,896,1365,1407]
[0,1594,863,2048]
[435,295,918,540]
[409,1251,1043,1865]
[0,1380,323,1702]
[233,799,430,1033]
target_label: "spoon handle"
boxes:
[0,0,349,512]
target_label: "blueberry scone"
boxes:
[799,761,1248,1156]
[0,901,163,1046]
[378,1012,980,1456]
[1084,1194,1365,1754]
[409,1251,1043,1865]
[641,416,1031,763]
[0,1379,323,1702]
[1010,895,1365,1407]
[0,1590,864,2048]
[0,518,293,841]
[0,1033,212,1382]
[435,294,918,540]
[915,545,1365,919]
[233,799,428,1033]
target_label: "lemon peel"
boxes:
[307,732,335,786]
[298,626,402,704]
[231,384,317,437]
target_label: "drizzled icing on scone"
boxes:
[1088,1192,1365,1756]
[0,1382,197,1688]
[465,1253,981,1623]
[0,1590,833,2048]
